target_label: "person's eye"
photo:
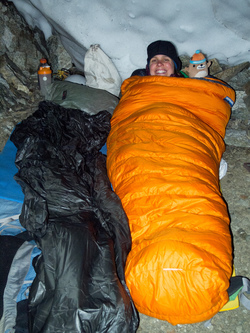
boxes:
[164,58,170,62]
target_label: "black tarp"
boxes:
[10,101,139,333]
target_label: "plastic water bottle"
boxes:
[38,59,52,96]
[37,59,50,80]
[38,58,49,69]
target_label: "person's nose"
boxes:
[156,59,163,66]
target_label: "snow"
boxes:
[10,0,250,80]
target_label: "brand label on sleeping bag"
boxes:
[224,96,234,107]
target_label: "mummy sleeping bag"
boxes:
[106,75,235,325]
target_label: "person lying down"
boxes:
[106,40,236,325]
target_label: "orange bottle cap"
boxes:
[38,66,52,74]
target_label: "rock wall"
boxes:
[0,1,72,149]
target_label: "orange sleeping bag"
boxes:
[106,75,236,325]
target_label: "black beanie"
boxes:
[147,40,181,70]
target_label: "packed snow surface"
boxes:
[10,0,250,79]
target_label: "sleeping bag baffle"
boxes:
[106,75,236,325]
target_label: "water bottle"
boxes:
[38,60,52,96]
[38,58,49,69]
[37,59,50,83]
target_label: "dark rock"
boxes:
[216,62,250,82]
[0,1,73,150]
[209,58,223,75]
[244,81,250,95]
[47,34,73,73]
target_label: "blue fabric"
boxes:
[0,138,24,203]
[16,243,41,302]
[100,143,107,155]
[0,140,108,204]
[0,140,108,210]
[0,198,24,236]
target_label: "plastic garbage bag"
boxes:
[10,101,139,333]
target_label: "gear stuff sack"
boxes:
[10,101,139,333]
[84,44,122,97]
